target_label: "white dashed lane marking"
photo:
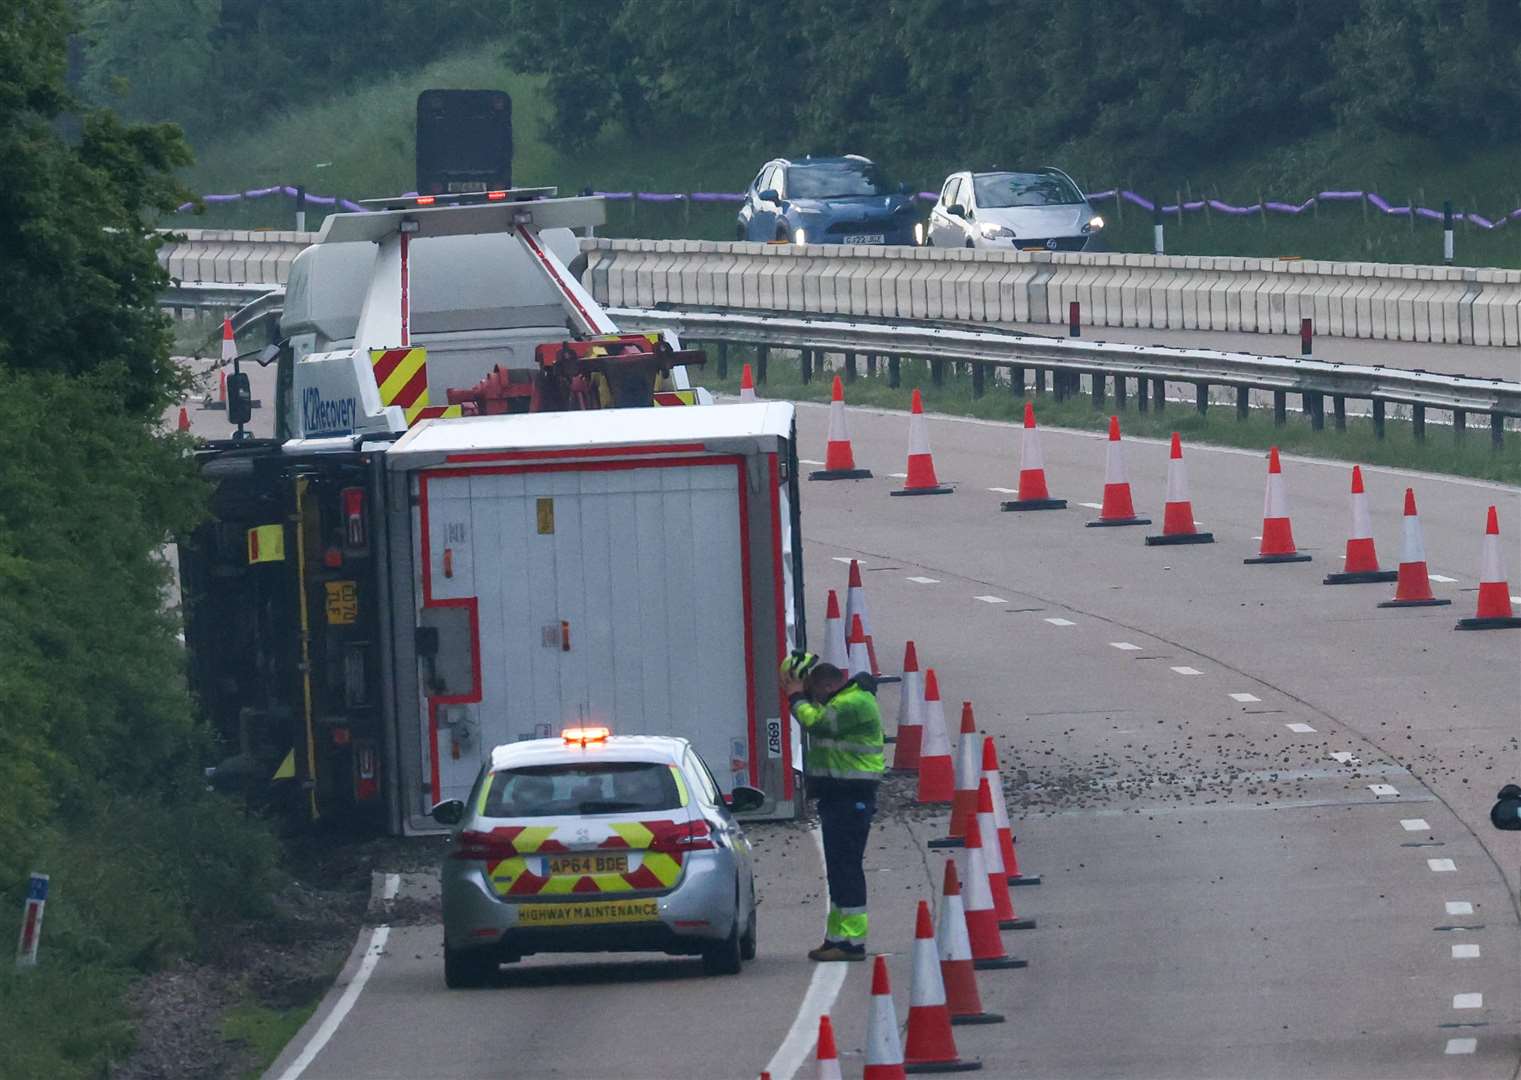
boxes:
[1110,642,1142,651]
[905,576,940,585]
[1229,692,1261,703]
[1078,501,1104,510]
[1451,944,1481,959]
[1368,784,1399,797]
[831,557,865,566]
[1285,723,1317,733]
[1446,901,1474,915]
[1428,858,1457,872]
[888,472,908,479]
[987,487,1019,494]
[1044,617,1076,627]
[1429,574,1458,583]
[1399,818,1430,831]
[974,595,1009,604]
[1452,993,1483,1009]
[799,458,825,466]
[1170,666,1203,676]
[1329,751,1359,764]
[1445,1038,1477,1055]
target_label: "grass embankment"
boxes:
[173,44,1521,268]
[688,347,1521,486]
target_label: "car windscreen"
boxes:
[973,172,1084,208]
[788,163,889,198]
[481,761,683,818]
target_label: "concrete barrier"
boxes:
[583,240,1521,347]
[158,228,313,288]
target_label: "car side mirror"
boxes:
[1492,785,1521,830]
[946,204,966,218]
[728,785,766,813]
[759,188,781,205]
[227,371,253,425]
[431,799,465,826]
[256,342,282,367]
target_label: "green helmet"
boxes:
[780,650,819,681]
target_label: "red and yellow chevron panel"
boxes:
[484,820,687,898]
[369,347,463,426]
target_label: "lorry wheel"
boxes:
[444,943,496,989]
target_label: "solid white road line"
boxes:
[906,576,940,584]
[1446,901,1474,915]
[764,828,847,1080]
[381,873,400,901]
[274,926,391,1080]
[1428,858,1457,872]
[1452,993,1483,1009]
[1285,723,1317,733]
[974,595,1008,604]
[1451,944,1481,959]
[1445,1038,1477,1055]
[799,459,825,466]
[1229,692,1261,703]
[1170,666,1203,676]
[1400,818,1430,832]
[1044,617,1076,627]
[1110,642,1142,651]
[1368,784,1399,796]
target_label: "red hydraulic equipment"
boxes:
[447,334,707,415]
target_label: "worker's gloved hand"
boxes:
[1492,784,1521,831]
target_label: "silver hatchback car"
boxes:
[434,728,761,987]
[927,167,1105,251]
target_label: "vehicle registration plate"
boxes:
[842,233,885,245]
[516,899,660,926]
[546,853,630,876]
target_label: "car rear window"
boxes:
[480,762,683,818]
[973,171,1084,208]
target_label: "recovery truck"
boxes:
[178,189,807,832]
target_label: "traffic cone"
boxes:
[1378,488,1449,608]
[936,860,1004,1026]
[815,1014,842,1080]
[1145,433,1212,545]
[843,560,878,675]
[739,362,758,402]
[811,376,872,480]
[821,590,849,669]
[1085,416,1149,527]
[890,641,924,774]
[1000,401,1066,511]
[1324,466,1397,584]
[903,900,981,1073]
[1244,447,1312,564]
[176,406,191,432]
[929,702,980,849]
[846,614,872,679]
[982,738,1038,886]
[206,367,228,411]
[959,816,1025,970]
[915,669,955,805]
[1455,506,1521,630]
[864,956,908,1080]
[891,389,953,496]
[978,778,1034,930]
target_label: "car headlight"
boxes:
[978,222,1014,239]
[1082,215,1105,234]
[913,221,925,245]
[793,227,807,244]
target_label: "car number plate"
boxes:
[516,899,660,926]
[546,853,630,876]
[842,233,885,245]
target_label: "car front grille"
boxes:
[826,219,892,234]
[1012,236,1087,252]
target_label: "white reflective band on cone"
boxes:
[1350,491,1373,540]
[1480,531,1504,584]
[959,841,994,912]
[865,982,903,1069]
[1105,440,1127,485]
[846,637,870,678]
[897,668,924,733]
[1264,472,1289,519]
[823,610,847,669]
[977,805,1005,875]
[1020,425,1044,471]
[1165,454,1189,504]
[985,764,1012,835]
[920,686,951,759]
[908,412,932,456]
[953,727,980,792]
[1401,513,1428,564]
[910,920,947,1007]
[936,888,973,962]
[826,399,849,443]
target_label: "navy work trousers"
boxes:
[817,790,876,913]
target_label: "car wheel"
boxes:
[740,904,757,961]
[965,237,975,249]
[443,943,496,989]
[776,227,790,243]
[702,880,744,975]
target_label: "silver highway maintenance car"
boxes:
[434,728,762,987]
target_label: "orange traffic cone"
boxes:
[811,375,872,480]
[821,590,848,669]
[1001,401,1066,511]
[959,816,1025,970]
[1379,488,1450,608]
[1456,506,1521,630]
[739,362,758,403]
[206,367,228,411]
[978,778,1034,930]
[1324,466,1396,584]
[890,641,924,774]
[846,614,871,679]
[982,738,1038,886]
[936,860,1004,1026]
[864,956,908,1080]
[891,389,953,496]
[929,702,980,849]
[1245,447,1312,564]
[915,669,955,805]
[904,900,981,1073]
[1145,433,1212,545]
[176,406,191,432]
[1086,416,1149,527]
[815,1014,842,1080]
[844,559,883,678]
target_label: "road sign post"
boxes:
[15,872,48,968]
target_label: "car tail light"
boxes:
[450,829,519,861]
[416,195,436,206]
[649,819,716,853]
[486,190,507,201]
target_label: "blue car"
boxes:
[736,155,922,246]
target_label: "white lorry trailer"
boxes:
[179,189,807,831]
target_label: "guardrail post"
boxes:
[1092,372,1106,408]
[1236,386,1249,420]
[844,352,857,382]
[1412,404,1425,442]
[756,344,769,385]
[1308,393,1325,431]
[1332,395,1346,431]
[887,355,900,388]
[717,341,729,380]
[1034,368,1045,397]
[1114,375,1127,409]
[1453,409,1466,441]
[1491,413,1504,450]
[1053,368,1067,402]
[1443,200,1455,265]
[971,362,986,398]
[1273,390,1287,426]
[1195,383,1208,415]
[1137,376,1149,412]
[802,348,815,384]
[1152,377,1165,412]
[930,358,945,387]
[1011,365,1025,396]
[866,353,878,378]
[1372,399,1385,439]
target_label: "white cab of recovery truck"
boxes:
[383,402,804,832]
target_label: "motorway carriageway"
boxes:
[177,365,1520,1080]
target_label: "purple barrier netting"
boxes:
[201,193,243,204]
[1089,189,1118,201]
[691,192,745,202]
[244,186,283,198]
[1415,206,1443,221]
[1208,199,1259,216]
[636,192,685,202]
[917,191,937,201]
[1121,191,1155,211]
[1264,200,1311,214]
[338,199,366,212]
[305,194,336,207]
[594,191,633,200]
[1318,190,1364,201]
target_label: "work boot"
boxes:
[807,941,866,962]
